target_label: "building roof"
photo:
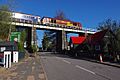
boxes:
[0,41,18,51]
[88,29,108,44]
[0,41,17,46]
[70,36,86,44]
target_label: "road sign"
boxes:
[10,32,21,42]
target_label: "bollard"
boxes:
[13,51,18,63]
[100,54,103,62]
[4,51,11,68]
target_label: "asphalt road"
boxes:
[40,52,120,80]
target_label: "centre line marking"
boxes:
[75,65,95,75]
[63,60,71,64]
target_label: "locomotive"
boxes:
[11,12,82,30]
[41,17,82,30]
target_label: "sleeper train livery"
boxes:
[12,12,82,30]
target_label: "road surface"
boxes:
[40,52,120,80]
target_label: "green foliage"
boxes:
[42,32,50,50]
[17,30,26,52]
[42,10,68,51]
[0,5,15,40]
[20,30,26,43]
[18,42,24,52]
[31,44,37,53]
[98,19,120,53]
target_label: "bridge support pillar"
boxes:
[31,27,37,46]
[56,30,67,52]
[27,27,32,49]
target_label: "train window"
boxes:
[29,20,32,23]
[31,17,34,19]
[29,20,33,23]
[25,20,28,23]
[21,19,25,22]
[73,23,77,26]
[31,17,33,19]
[51,19,54,23]
[54,20,56,23]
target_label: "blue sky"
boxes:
[1,0,120,47]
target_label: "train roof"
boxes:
[12,11,41,17]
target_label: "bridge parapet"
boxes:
[12,22,96,34]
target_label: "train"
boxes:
[12,12,82,30]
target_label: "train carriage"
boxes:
[12,12,41,24]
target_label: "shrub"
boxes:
[18,42,24,52]
[31,44,37,53]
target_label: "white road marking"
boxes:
[32,66,35,72]
[27,75,35,80]
[63,60,71,64]
[39,73,45,79]
[75,65,96,75]
[55,57,61,59]
[56,57,71,64]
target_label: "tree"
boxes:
[54,10,68,20]
[20,30,26,43]
[18,30,26,52]
[98,19,120,61]
[42,32,50,51]
[0,5,15,41]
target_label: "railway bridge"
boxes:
[12,22,96,52]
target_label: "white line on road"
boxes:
[27,75,35,80]
[55,57,61,59]
[56,57,71,64]
[32,66,35,72]
[63,60,71,64]
[75,65,96,75]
